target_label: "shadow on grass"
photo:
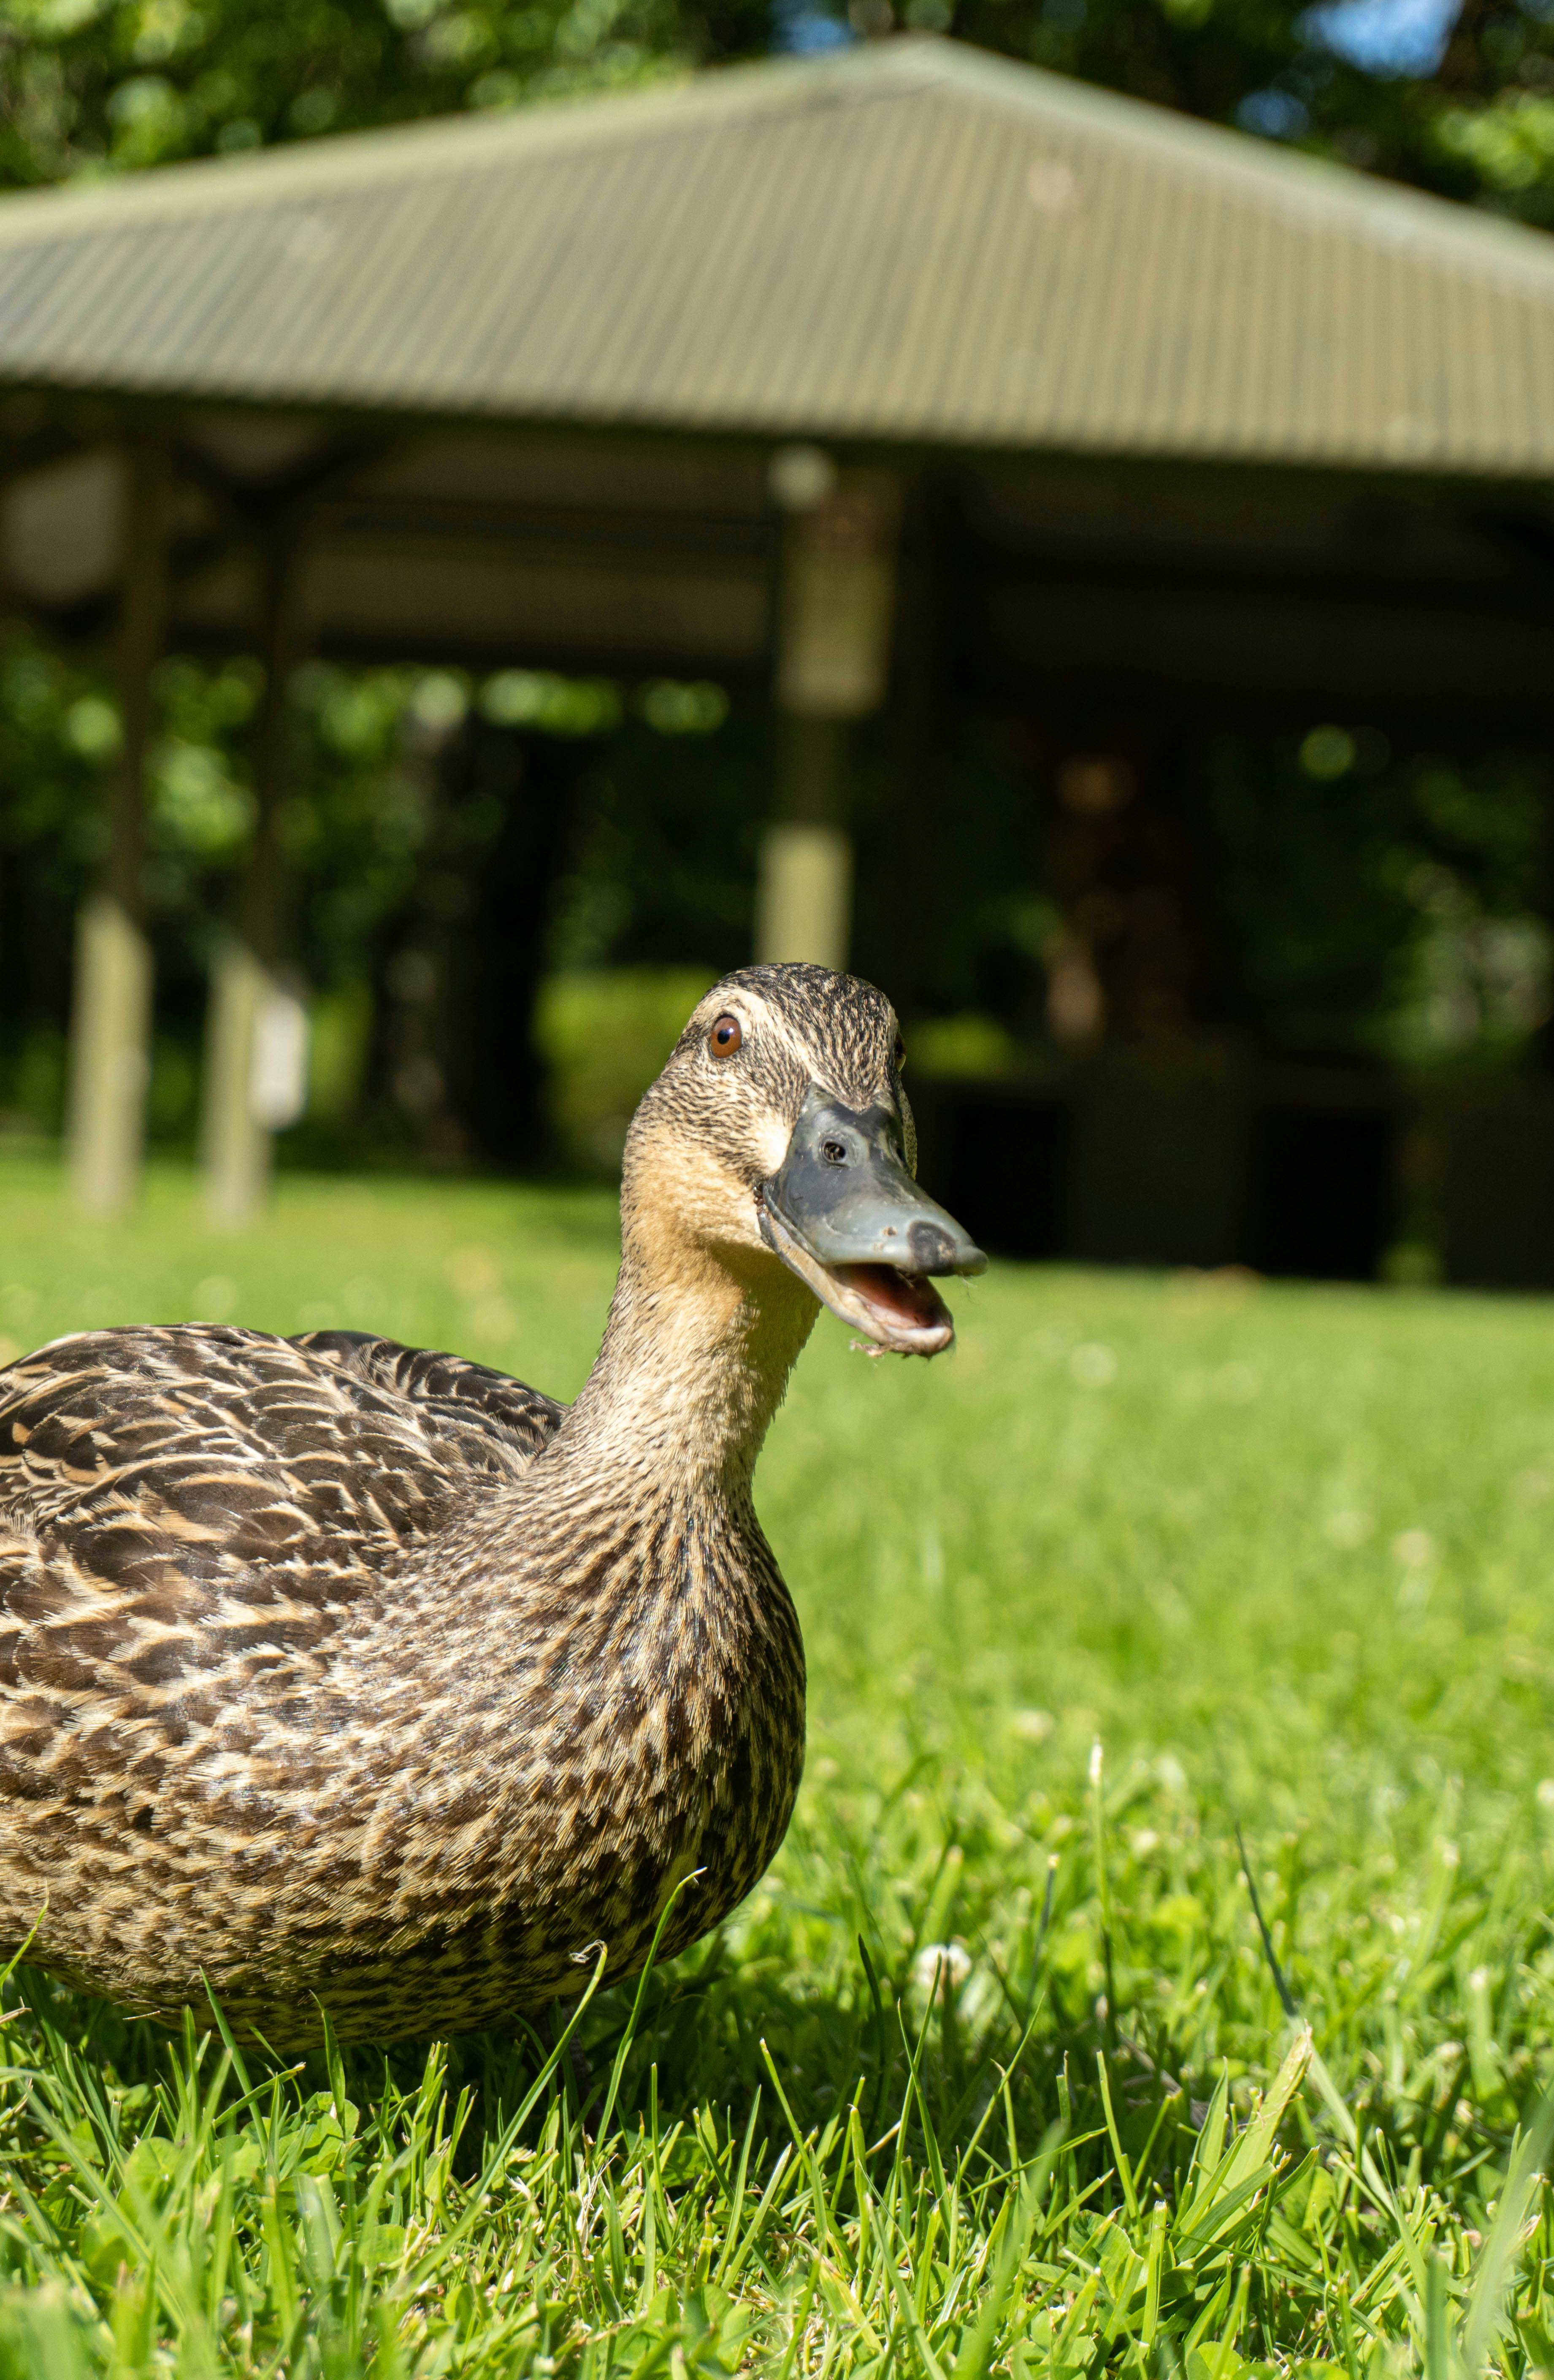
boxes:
[5,1923,1202,2209]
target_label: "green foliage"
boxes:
[0,640,757,1150]
[0,0,715,187]
[4,1164,1554,2366]
[547,693,766,980]
[0,633,438,1140]
[5,0,1554,227]
[876,711,1554,1067]
[955,0,1554,220]
[3,629,1548,1164]
[536,966,717,1169]
[1205,732,1554,1063]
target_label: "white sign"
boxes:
[250,983,310,1129]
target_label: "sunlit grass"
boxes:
[3,1152,1554,2374]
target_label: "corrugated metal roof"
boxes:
[1,38,1552,475]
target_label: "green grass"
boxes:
[3,1152,1554,2376]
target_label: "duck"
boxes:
[0,964,985,2050]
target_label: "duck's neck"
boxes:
[555,1223,819,1510]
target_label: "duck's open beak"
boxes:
[758,1085,987,1357]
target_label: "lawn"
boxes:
[2,1152,1554,2377]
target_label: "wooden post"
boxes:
[754,714,854,971]
[755,454,898,971]
[201,519,309,1227]
[67,441,168,1215]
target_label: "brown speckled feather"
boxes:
[0,966,909,2048]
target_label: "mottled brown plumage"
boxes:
[0,965,961,2049]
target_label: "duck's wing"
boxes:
[0,1324,564,1589]
[0,1326,565,1963]
[288,1328,563,1466]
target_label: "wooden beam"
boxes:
[754,714,853,971]
[66,440,168,1215]
[755,459,898,971]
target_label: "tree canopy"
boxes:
[2,0,1553,222]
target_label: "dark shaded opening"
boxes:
[1249,1083,1396,1281]
[917,1083,1070,1262]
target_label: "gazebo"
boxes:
[2,35,1553,1233]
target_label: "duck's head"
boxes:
[625,963,986,1358]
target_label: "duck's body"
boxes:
[0,966,981,2047]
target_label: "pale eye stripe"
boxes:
[696,982,899,1106]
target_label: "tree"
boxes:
[0,0,717,186]
[953,0,1554,222]
[3,0,1554,222]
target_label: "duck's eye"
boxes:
[709,1014,743,1059]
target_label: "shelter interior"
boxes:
[12,405,1550,716]
[6,394,1554,1285]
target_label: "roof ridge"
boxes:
[0,48,936,249]
[907,39,1554,293]
[0,35,1550,295]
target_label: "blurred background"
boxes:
[2,0,1554,1286]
